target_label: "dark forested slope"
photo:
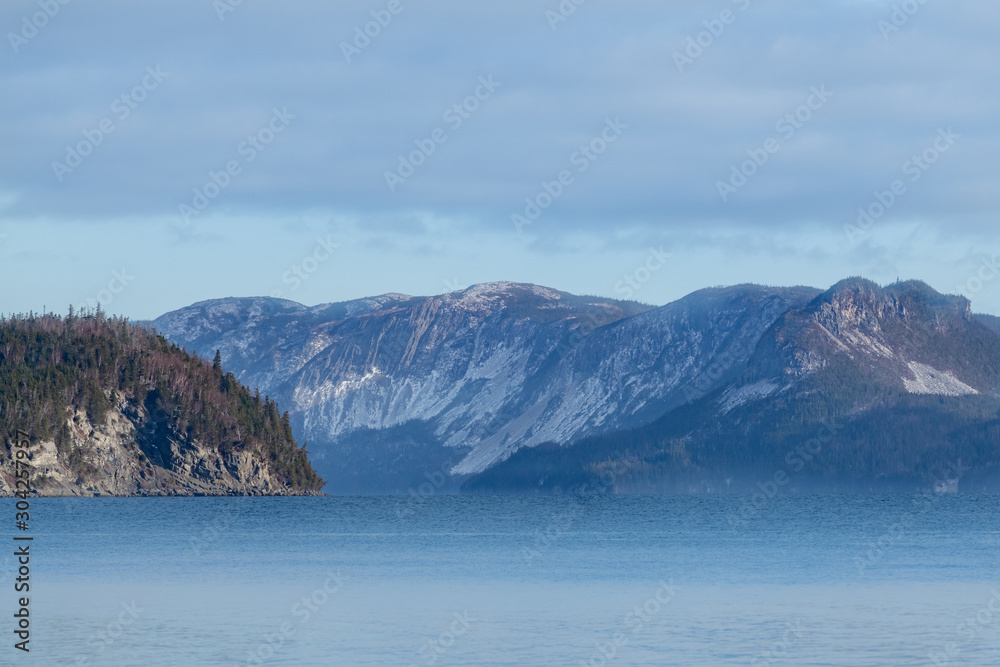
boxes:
[0,310,322,496]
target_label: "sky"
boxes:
[1,0,998,319]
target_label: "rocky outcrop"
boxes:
[1,312,323,496]
[746,278,999,394]
[1,398,313,497]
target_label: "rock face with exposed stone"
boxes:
[2,400,315,497]
[0,313,322,497]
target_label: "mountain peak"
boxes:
[453,281,562,299]
[433,282,569,317]
[815,277,971,326]
[826,275,882,294]
[822,277,967,306]
[743,276,990,392]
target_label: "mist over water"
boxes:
[10,495,1000,665]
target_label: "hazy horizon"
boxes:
[12,275,998,323]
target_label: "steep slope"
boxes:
[0,312,322,496]
[153,282,819,491]
[147,293,417,392]
[742,278,998,393]
[978,314,1000,336]
[468,279,1000,493]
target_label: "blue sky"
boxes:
[1,0,998,319]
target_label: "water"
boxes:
[4,495,1000,666]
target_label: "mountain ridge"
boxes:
[147,278,1000,494]
[153,281,819,490]
[466,278,1000,493]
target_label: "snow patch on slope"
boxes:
[903,362,978,396]
[333,367,384,397]
[840,329,895,358]
[450,282,562,314]
[719,380,780,414]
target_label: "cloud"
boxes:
[1,0,996,233]
[1,0,998,317]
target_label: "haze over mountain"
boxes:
[151,277,1000,493]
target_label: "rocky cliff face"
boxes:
[0,312,322,497]
[738,278,997,400]
[153,282,820,489]
[1,399,293,497]
[468,279,1000,493]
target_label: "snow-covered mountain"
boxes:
[469,279,1000,494]
[152,281,819,490]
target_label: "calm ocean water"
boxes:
[3,495,999,666]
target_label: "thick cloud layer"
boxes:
[1,0,997,317]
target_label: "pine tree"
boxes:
[0,314,324,491]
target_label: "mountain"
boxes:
[152,281,820,492]
[467,279,1000,494]
[978,313,1000,335]
[0,312,322,496]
